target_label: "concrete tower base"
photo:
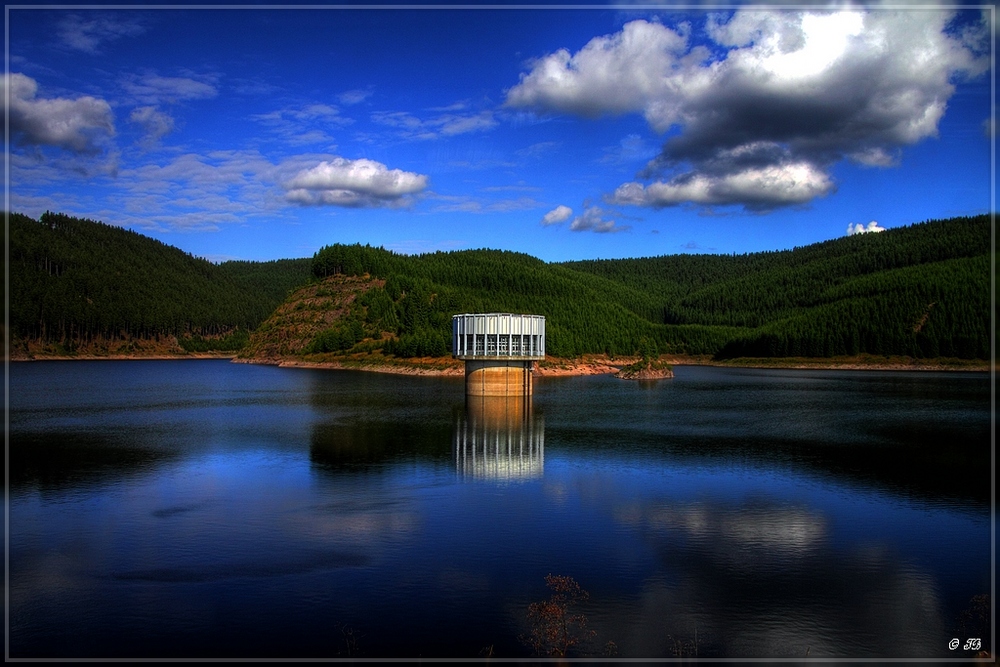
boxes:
[465,359,534,396]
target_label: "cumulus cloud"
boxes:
[58,13,145,54]
[847,220,886,235]
[541,205,573,225]
[569,206,629,233]
[506,19,693,125]
[507,10,989,211]
[129,106,174,146]
[284,157,428,207]
[4,73,115,154]
[610,161,834,210]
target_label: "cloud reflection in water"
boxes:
[603,496,946,657]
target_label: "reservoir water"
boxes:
[8,360,992,659]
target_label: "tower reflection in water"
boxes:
[454,394,544,480]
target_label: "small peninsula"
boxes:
[614,358,675,380]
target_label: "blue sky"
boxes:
[5,4,993,263]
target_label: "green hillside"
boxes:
[563,215,991,360]
[715,254,989,359]
[298,243,740,358]
[289,214,990,361]
[8,211,991,362]
[9,211,312,351]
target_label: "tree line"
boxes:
[302,214,989,360]
[307,243,738,358]
[9,211,311,348]
[9,210,990,361]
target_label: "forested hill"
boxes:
[561,215,988,328]
[8,211,991,361]
[9,211,312,352]
[561,214,991,359]
[245,213,989,362]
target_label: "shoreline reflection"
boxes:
[454,395,544,481]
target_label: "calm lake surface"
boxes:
[8,360,992,659]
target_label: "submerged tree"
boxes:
[521,574,596,657]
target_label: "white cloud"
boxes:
[11,144,407,231]
[846,220,886,235]
[300,104,340,119]
[284,158,428,207]
[507,10,989,211]
[443,157,518,171]
[371,108,497,140]
[251,103,351,147]
[57,13,145,54]
[610,162,834,210]
[438,111,498,136]
[371,111,433,139]
[848,147,898,168]
[707,10,864,80]
[128,106,174,146]
[487,197,542,212]
[569,206,629,233]
[516,141,559,159]
[231,78,281,97]
[429,193,542,214]
[123,74,217,105]
[600,133,656,165]
[541,204,573,225]
[339,88,373,105]
[4,73,115,154]
[483,184,542,193]
[5,149,293,233]
[506,19,692,127]
[431,196,484,214]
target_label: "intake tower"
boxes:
[452,313,545,396]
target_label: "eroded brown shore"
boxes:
[13,351,989,375]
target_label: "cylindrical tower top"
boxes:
[452,313,545,360]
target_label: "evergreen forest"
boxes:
[9,211,312,351]
[8,211,991,361]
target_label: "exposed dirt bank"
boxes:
[235,353,989,376]
[12,350,988,374]
[534,356,623,376]
[710,355,989,372]
[232,354,465,377]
